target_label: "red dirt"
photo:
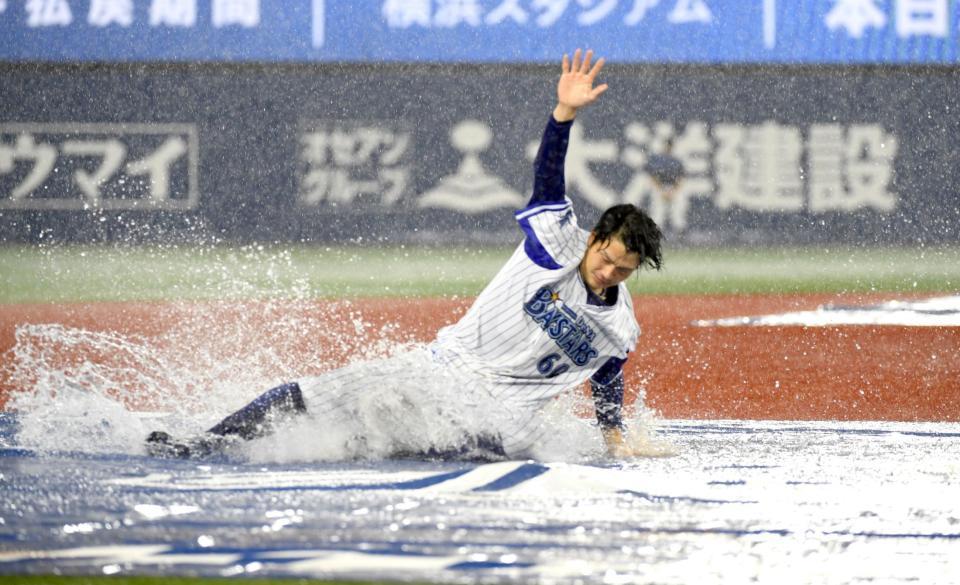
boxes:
[1,294,957,420]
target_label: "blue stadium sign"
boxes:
[1,0,959,64]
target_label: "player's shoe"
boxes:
[145,430,237,460]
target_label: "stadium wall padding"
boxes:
[1,63,958,245]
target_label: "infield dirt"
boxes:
[1,293,957,420]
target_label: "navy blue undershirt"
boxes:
[529,115,626,430]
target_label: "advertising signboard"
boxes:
[2,64,956,245]
[2,0,959,64]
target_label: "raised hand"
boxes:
[554,48,608,122]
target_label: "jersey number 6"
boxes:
[537,353,570,379]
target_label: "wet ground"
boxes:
[2,415,958,584]
[5,294,959,421]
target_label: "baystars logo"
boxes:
[523,286,599,367]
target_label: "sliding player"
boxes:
[147,49,662,461]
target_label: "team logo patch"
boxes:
[523,287,599,367]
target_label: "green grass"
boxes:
[635,245,960,295]
[1,244,958,304]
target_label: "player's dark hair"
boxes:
[591,204,663,271]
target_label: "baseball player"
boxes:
[147,49,663,461]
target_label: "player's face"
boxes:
[579,235,642,293]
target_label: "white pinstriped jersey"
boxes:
[432,196,641,412]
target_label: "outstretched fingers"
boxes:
[565,48,604,77]
[556,48,608,114]
[590,83,609,100]
[571,48,582,73]
[588,56,606,81]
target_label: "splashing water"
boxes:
[4,300,671,463]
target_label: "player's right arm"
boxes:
[515,50,609,269]
[529,49,609,208]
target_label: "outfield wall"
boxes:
[1,63,958,245]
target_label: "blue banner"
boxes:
[1,0,959,64]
